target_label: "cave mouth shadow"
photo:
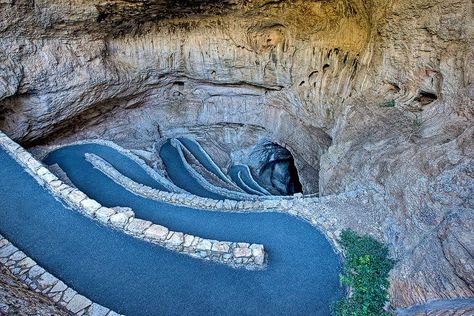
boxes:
[254,142,303,196]
[287,155,303,194]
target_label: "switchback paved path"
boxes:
[1,145,343,315]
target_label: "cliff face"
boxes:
[0,0,473,309]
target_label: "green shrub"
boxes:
[413,114,423,129]
[380,100,396,108]
[331,230,396,316]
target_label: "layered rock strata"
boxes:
[0,0,472,310]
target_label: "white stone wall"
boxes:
[82,142,384,251]
[35,138,320,201]
[0,132,266,269]
[0,234,120,316]
[0,131,270,313]
[170,138,258,200]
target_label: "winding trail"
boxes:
[177,137,233,185]
[229,165,271,195]
[230,168,263,195]
[159,140,232,200]
[1,143,343,315]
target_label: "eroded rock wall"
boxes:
[0,0,472,309]
[318,0,474,307]
[0,0,369,141]
[0,265,68,316]
[0,1,372,193]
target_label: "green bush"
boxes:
[413,115,423,129]
[331,230,396,316]
[380,100,396,108]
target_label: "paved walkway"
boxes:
[229,165,270,195]
[159,140,234,200]
[1,145,343,315]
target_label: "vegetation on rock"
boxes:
[380,100,396,108]
[413,114,423,129]
[332,230,396,316]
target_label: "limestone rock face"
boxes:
[0,0,473,310]
[0,266,67,315]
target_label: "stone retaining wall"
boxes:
[0,234,121,316]
[176,138,237,186]
[36,138,386,253]
[233,169,264,195]
[0,132,266,268]
[33,139,187,194]
[33,138,320,200]
[86,149,363,213]
[85,151,385,254]
[86,152,297,212]
[179,142,250,194]
[171,138,257,200]
[234,164,271,195]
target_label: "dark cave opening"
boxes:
[254,142,303,196]
[287,155,303,194]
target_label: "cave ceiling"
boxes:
[2,0,367,38]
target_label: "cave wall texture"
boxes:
[0,0,473,309]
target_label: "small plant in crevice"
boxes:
[413,114,423,129]
[380,99,396,108]
[331,230,396,316]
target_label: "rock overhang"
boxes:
[0,0,473,310]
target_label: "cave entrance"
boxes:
[253,142,303,196]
